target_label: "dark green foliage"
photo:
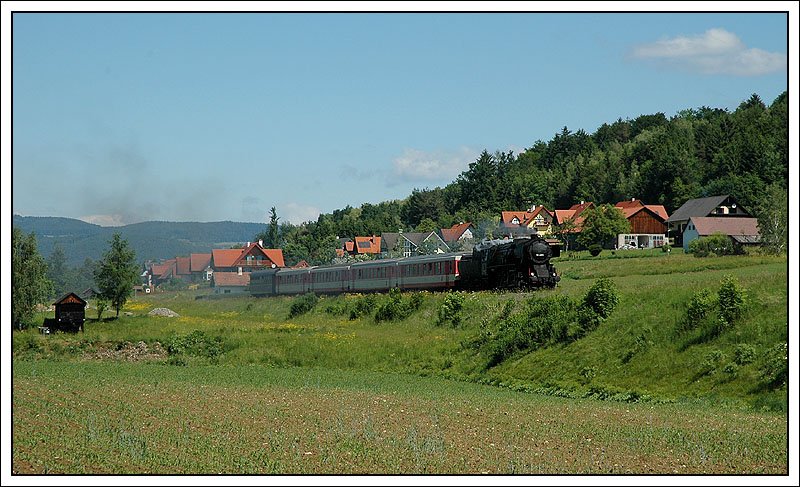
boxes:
[733,344,756,366]
[166,330,223,364]
[759,342,788,388]
[577,205,630,251]
[700,349,726,376]
[437,292,465,328]
[374,288,424,322]
[754,183,788,255]
[588,244,602,257]
[95,234,139,318]
[717,274,746,328]
[350,295,376,320]
[12,228,53,329]
[680,289,715,331]
[582,278,619,319]
[472,280,620,367]
[288,293,319,318]
[689,233,739,257]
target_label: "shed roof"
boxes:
[689,216,760,237]
[53,292,87,306]
[212,272,251,287]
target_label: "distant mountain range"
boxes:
[13,215,267,266]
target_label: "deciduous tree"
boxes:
[12,228,52,329]
[95,233,139,318]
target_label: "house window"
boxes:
[511,217,520,225]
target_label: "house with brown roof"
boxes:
[212,270,251,295]
[614,198,670,249]
[666,195,751,247]
[681,216,760,252]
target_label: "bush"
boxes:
[717,274,746,328]
[733,344,757,366]
[689,233,738,257]
[700,349,726,375]
[437,292,465,328]
[167,330,223,363]
[681,289,715,331]
[288,292,319,318]
[348,294,376,320]
[374,288,423,323]
[588,244,603,257]
[759,342,788,388]
[582,278,619,319]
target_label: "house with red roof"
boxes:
[439,222,476,245]
[553,201,594,232]
[190,253,213,281]
[336,235,382,258]
[211,240,285,273]
[500,206,554,237]
[614,198,670,249]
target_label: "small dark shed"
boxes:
[46,292,87,332]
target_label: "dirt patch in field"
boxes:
[83,341,167,362]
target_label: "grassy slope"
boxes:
[14,252,788,409]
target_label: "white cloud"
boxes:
[632,28,786,76]
[390,147,479,185]
[282,202,321,225]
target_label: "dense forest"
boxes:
[269,92,788,266]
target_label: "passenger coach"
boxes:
[249,253,464,297]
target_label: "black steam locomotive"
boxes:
[458,235,561,289]
[249,235,561,297]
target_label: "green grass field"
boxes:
[12,251,789,474]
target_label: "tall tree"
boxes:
[754,183,788,255]
[95,233,139,318]
[12,228,52,329]
[267,207,280,248]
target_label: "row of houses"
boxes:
[144,240,285,295]
[145,194,760,294]
[335,194,760,259]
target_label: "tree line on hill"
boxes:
[260,92,788,266]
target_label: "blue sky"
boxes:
[10,8,791,225]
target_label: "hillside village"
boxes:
[143,194,760,295]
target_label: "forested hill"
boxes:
[12,215,265,266]
[270,91,788,266]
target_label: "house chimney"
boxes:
[258,239,263,247]
[580,200,584,205]
[246,242,250,248]
[631,197,635,201]
[238,267,242,276]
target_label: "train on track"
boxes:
[249,235,561,297]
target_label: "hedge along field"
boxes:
[12,361,787,474]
